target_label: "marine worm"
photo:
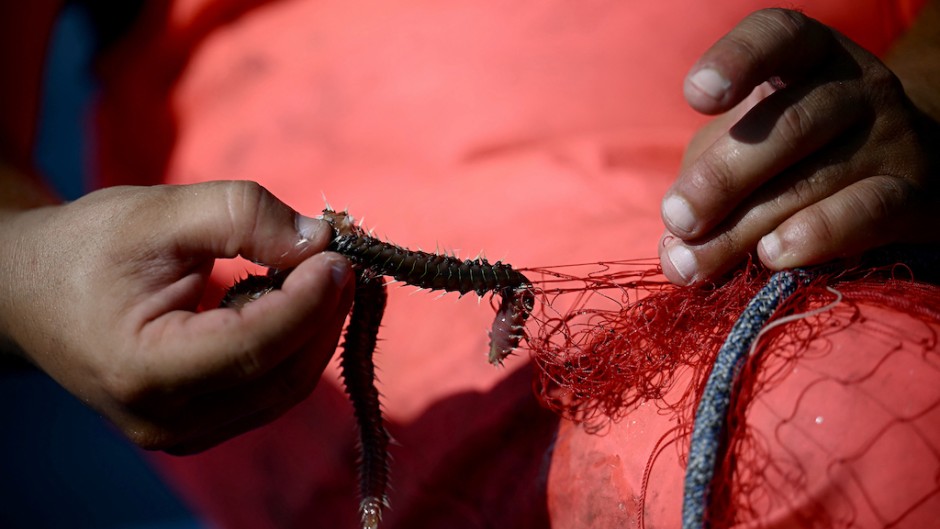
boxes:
[222,208,534,528]
[339,270,389,529]
[321,209,534,365]
[220,268,287,309]
[488,286,535,365]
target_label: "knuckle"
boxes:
[720,32,763,72]
[774,103,813,149]
[740,9,811,55]
[865,62,898,88]
[731,9,829,75]
[791,178,909,256]
[752,8,809,37]
[221,180,273,239]
[799,207,839,246]
[853,177,909,223]
[695,149,741,197]
[865,67,905,108]
[222,179,267,202]
[719,11,797,69]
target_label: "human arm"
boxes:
[659,4,940,285]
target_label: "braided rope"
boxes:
[681,270,805,529]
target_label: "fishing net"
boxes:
[522,252,940,527]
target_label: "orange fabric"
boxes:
[89,1,937,527]
[546,300,940,528]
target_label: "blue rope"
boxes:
[681,270,805,529]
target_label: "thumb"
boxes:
[160,181,331,267]
[127,181,354,393]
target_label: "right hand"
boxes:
[660,8,940,285]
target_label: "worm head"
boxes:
[320,208,362,238]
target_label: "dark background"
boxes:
[1,4,205,529]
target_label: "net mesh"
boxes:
[521,255,940,527]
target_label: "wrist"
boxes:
[0,157,62,351]
[0,203,59,365]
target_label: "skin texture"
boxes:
[0,179,355,453]
[660,6,940,285]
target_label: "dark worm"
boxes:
[321,209,534,365]
[488,286,535,365]
[339,270,389,529]
[222,208,534,528]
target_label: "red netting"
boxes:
[522,258,773,431]
[521,256,940,527]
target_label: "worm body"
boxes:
[488,286,535,365]
[223,208,534,528]
[331,232,529,296]
[321,209,534,365]
[220,269,286,309]
[339,271,389,529]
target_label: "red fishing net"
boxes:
[524,255,940,527]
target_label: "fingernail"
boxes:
[759,232,782,266]
[666,244,698,284]
[689,68,731,99]
[662,194,697,235]
[328,255,352,287]
[295,214,327,244]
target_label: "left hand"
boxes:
[659,8,940,285]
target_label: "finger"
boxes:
[186,278,351,425]
[138,287,353,452]
[135,251,354,393]
[664,76,865,240]
[684,8,835,114]
[659,137,873,285]
[659,206,769,286]
[679,82,777,173]
[156,330,340,455]
[160,181,333,268]
[758,176,915,269]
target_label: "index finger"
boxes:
[138,252,354,394]
[685,8,835,114]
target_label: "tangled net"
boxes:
[519,250,940,527]
[522,257,779,430]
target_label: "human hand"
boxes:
[659,8,940,285]
[0,181,354,453]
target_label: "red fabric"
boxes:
[0,1,63,170]
[89,1,937,527]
